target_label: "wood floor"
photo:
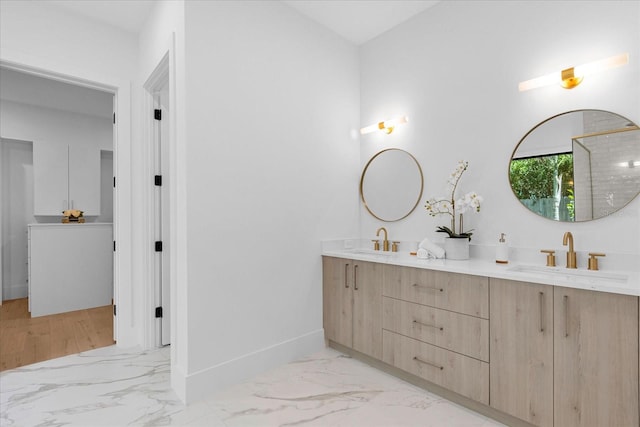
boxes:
[0,298,114,371]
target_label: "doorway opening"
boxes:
[0,66,117,369]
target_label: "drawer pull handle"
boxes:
[344,264,349,288]
[563,295,569,338]
[539,291,545,333]
[354,265,358,290]
[413,356,444,370]
[413,320,443,331]
[412,284,443,292]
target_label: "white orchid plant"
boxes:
[424,160,483,240]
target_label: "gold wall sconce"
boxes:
[518,53,629,91]
[360,115,408,135]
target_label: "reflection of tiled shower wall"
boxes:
[582,111,640,218]
[573,140,592,221]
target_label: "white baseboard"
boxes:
[2,283,28,301]
[180,328,325,404]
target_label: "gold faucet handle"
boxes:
[391,241,400,252]
[540,249,556,267]
[371,239,380,251]
[587,252,606,271]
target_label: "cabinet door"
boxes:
[554,287,639,427]
[322,256,352,348]
[352,260,382,359]
[33,142,68,215]
[68,145,101,215]
[489,279,553,427]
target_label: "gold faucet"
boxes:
[562,231,577,269]
[376,227,389,251]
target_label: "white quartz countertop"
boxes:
[322,248,640,297]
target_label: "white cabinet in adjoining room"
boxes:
[33,142,100,216]
[28,223,113,317]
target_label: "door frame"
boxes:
[0,58,138,347]
[143,52,173,348]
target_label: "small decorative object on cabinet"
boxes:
[62,209,85,223]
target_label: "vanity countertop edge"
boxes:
[321,248,640,297]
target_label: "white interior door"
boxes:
[153,84,171,346]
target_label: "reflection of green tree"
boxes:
[510,154,575,220]
[510,154,573,198]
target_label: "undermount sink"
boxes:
[507,264,629,284]
[348,248,396,257]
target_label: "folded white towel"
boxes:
[418,238,445,259]
[416,248,430,259]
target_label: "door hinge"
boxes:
[113,241,116,252]
[154,175,162,186]
[155,241,163,252]
[113,305,117,316]
[154,109,162,121]
[155,306,163,318]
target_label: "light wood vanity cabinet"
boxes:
[323,257,640,426]
[491,279,639,427]
[322,256,352,349]
[382,264,490,404]
[382,329,489,404]
[553,286,638,427]
[322,256,382,359]
[382,297,489,362]
[382,265,489,318]
[490,278,554,427]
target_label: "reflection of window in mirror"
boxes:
[510,109,640,222]
[510,153,575,221]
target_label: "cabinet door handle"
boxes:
[413,356,443,370]
[563,295,569,337]
[413,320,443,331]
[344,263,349,289]
[412,283,443,292]
[539,291,545,332]
[354,264,358,290]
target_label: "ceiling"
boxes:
[46,0,440,45]
[0,67,114,119]
[1,1,440,116]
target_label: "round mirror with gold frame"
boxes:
[509,109,640,222]
[360,148,424,222]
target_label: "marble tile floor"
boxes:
[1,345,504,427]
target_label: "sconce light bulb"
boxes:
[360,115,409,135]
[619,160,640,168]
[519,52,629,92]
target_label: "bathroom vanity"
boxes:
[321,248,639,427]
[28,223,113,317]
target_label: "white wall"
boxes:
[0,138,33,300]
[359,1,640,262]
[137,0,189,400]
[179,0,360,402]
[0,100,114,299]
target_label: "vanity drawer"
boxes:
[382,297,489,362]
[383,330,489,404]
[382,265,489,318]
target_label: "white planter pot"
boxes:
[444,237,470,260]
